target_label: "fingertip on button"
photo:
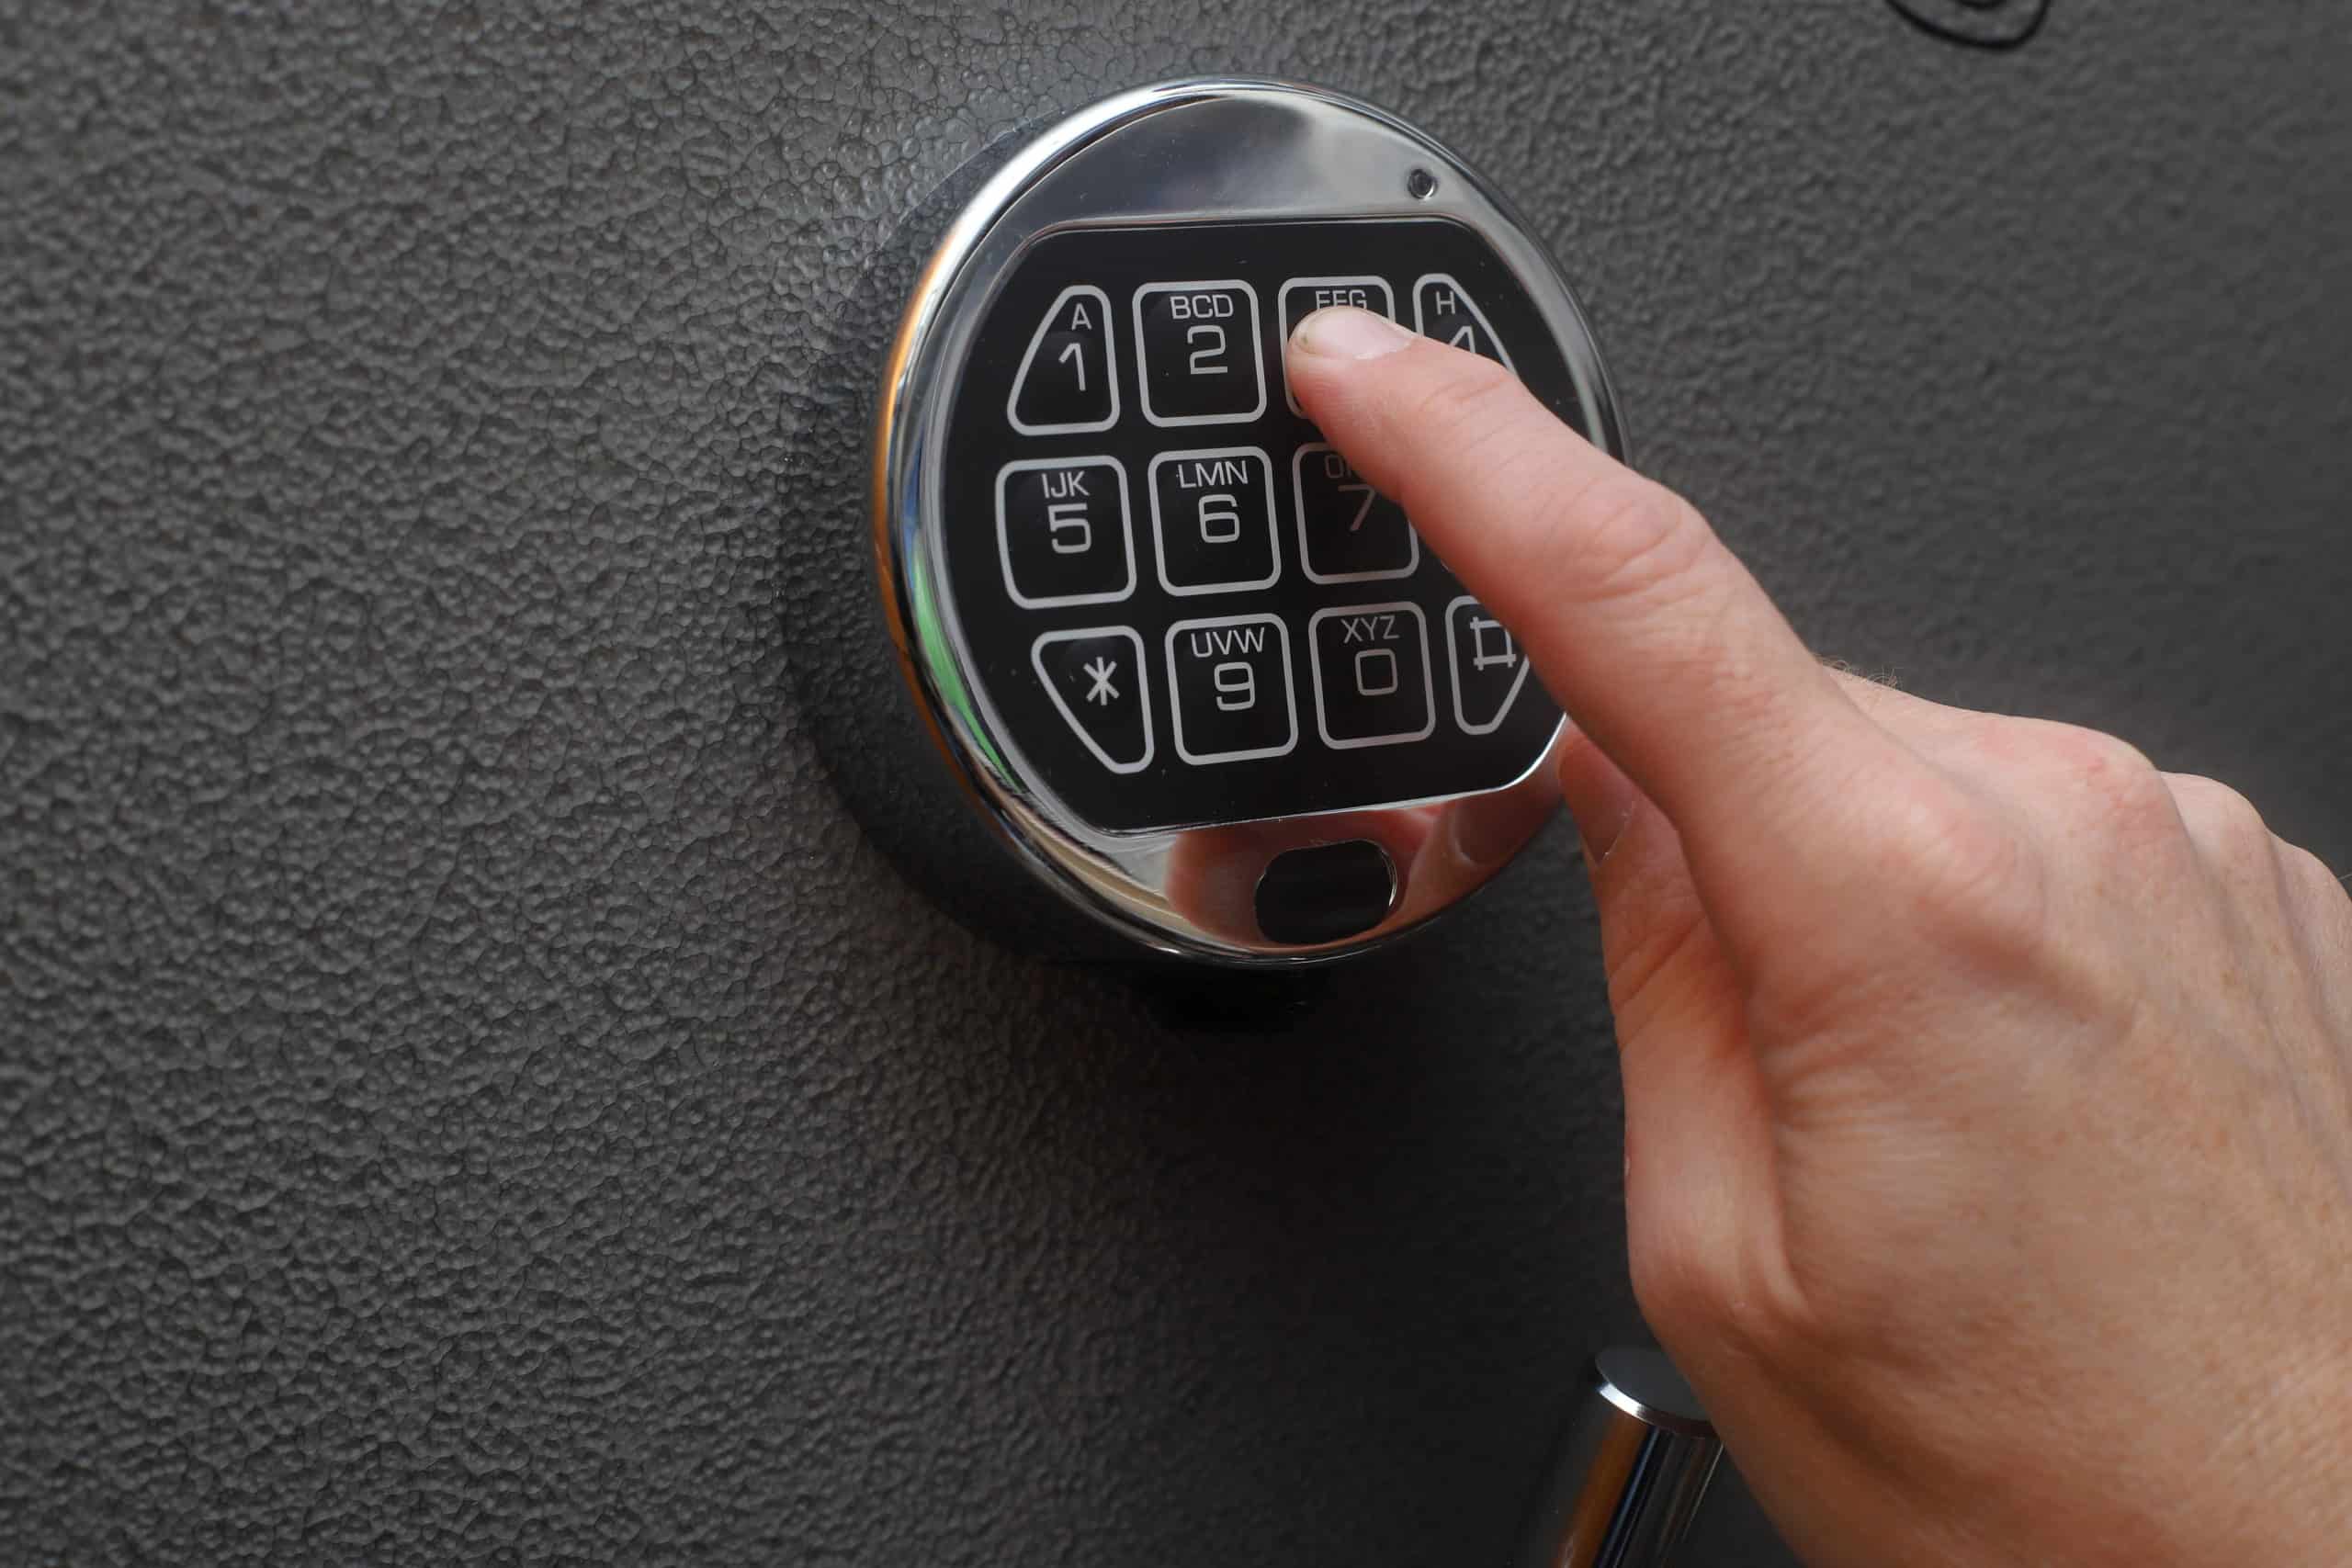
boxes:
[1254,840,1399,945]
[1289,304,1416,361]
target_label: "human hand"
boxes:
[1287,306,2352,1567]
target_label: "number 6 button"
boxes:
[1149,446,1280,596]
[1133,280,1266,426]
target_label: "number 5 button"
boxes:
[1133,280,1266,427]
[996,457,1135,609]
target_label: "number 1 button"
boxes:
[1007,284,1117,434]
[1133,281,1266,427]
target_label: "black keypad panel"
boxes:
[944,219,1577,834]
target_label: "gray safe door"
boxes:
[6,6,2350,1566]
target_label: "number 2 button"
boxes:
[1133,280,1266,427]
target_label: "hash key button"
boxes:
[1134,280,1266,427]
[1445,594,1533,735]
[1032,626,1153,775]
[1008,284,1119,434]
[1309,603,1435,750]
[996,457,1135,609]
[1412,274,1514,370]
[1166,614,1299,765]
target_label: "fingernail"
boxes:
[1290,305,1415,361]
[1574,804,1636,874]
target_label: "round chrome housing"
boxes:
[873,78,1623,964]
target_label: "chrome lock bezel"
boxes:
[873,78,1624,964]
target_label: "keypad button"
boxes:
[1278,276,1395,413]
[1032,626,1153,774]
[996,457,1135,608]
[1291,443,1417,583]
[1444,593,1532,734]
[1133,280,1266,426]
[1007,284,1118,434]
[1411,273,1514,369]
[1308,603,1435,750]
[1166,614,1299,765]
[1148,446,1280,597]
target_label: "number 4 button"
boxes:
[1412,274,1514,371]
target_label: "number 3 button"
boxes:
[1133,280,1266,427]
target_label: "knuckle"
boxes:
[1626,1224,1731,1343]
[1759,779,2048,1039]
[2282,843,2352,919]
[2169,773,2273,855]
[2281,840,2346,895]
[1396,351,1524,455]
[1546,475,1713,610]
[1628,1224,1806,1363]
[1872,776,2045,943]
[2037,722,2177,831]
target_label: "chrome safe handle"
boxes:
[1517,1348,1724,1568]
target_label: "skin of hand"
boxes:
[1287,306,2352,1567]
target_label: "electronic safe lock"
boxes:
[861,78,1623,964]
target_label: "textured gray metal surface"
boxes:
[5,3,2348,1563]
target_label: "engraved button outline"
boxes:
[1307,602,1437,751]
[1148,446,1282,597]
[1164,612,1299,765]
[994,456,1136,609]
[1410,273,1516,373]
[1031,626,1154,775]
[1291,442,1418,585]
[1132,279,1269,428]
[1006,283,1120,436]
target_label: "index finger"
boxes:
[1287,307,1910,926]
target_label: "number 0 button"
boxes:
[1133,280,1266,427]
[996,457,1135,609]
[1309,603,1435,750]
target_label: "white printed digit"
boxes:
[1197,492,1240,545]
[1046,500,1091,556]
[1187,323,1227,377]
[1212,660,1257,712]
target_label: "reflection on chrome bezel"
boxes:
[873,78,1624,964]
